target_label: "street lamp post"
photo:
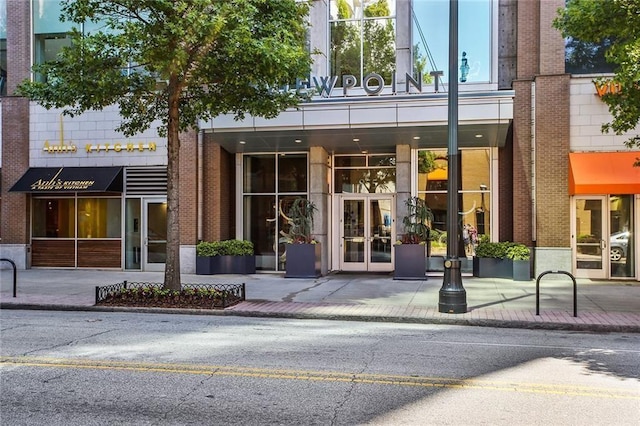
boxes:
[439,0,467,314]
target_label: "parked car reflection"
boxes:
[610,231,629,261]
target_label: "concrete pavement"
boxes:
[1,268,639,332]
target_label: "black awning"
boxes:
[9,167,123,193]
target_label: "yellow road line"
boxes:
[1,356,637,400]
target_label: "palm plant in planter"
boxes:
[196,239,255,275]
[394,196,434,280]
[506,244,531,281]
[280,198,321,278]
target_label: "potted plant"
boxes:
[472,241,514,278]
[506,244,531,281]
[394,196,434,280]
[280,198,321,278]
[196,239,256,275]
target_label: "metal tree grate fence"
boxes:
[95,281,246,308]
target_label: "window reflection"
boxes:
[330,0,396,87]
[412,0,491,83]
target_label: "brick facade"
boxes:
[202,138,233,242]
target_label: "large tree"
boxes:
[18,0,312,290]
[554,0,640,149]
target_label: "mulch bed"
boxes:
[96,289,241,310]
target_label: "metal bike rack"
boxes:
[536,270,577,317]
[0,258,17,297]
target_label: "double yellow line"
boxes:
[1,356,638,400]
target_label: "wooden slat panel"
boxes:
[78,240,121,268]
[31,240,75,267]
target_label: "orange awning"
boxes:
[569,151,640,195]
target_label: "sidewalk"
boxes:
[1,269,639,332]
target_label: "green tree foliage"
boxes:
[18,0,312,290]
[554,0,640,149]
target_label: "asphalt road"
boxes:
[1,310,639,425]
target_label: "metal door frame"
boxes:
[338,194,395,272]
[142,198,167,272]
[572,196,607,279]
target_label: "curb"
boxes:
[2,302,639,333]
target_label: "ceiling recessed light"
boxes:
[294,139,302,143]
[475,134,483,138]
[361,150,368,154]
[413,136,421,140]
[353,138,360,142]
[239,140,246,145]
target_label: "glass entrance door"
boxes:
[574,197,607,279]
[143,199,167,271]
[340,196,394,272]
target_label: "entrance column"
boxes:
[395,145,411,241]
[310,146,329,275]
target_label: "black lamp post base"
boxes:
[439,257,467,313]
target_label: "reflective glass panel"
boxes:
[77,198,121,238]
[278,154,307,193]
[32,198,75,238]
[575,199,603,270]
[412,0,491,83]
[610,195,634,278]
[243,155,276,193]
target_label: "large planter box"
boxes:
[472,257,512,278]
[196,255,256,275]
[394,244,426,280]
[285,243,321,278]
[512,259,531,281]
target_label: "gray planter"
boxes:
[196,255,256,275]
[285,243,321,278]
[473,257,512,278]
[512,259,531,281]
[394,244,426,280]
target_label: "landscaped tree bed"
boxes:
[95,282,245,309]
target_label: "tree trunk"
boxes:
[164,77,182,291]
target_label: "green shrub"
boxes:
[505,244,530,261]
[474,241,520,259]
[196,240,254,257]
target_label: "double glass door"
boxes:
[574,195,635,279]
[125,198,167,271]
[340,196,394,272]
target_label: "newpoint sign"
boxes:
[297,71,445,98]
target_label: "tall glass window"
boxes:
[417,149,491,258]
[33,0,73,82]
[412,0,491,84]
[564,37,616,74]
[32,0,113,82]
[243,153,308,271]
[330,0,396,87]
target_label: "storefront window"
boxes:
[412,0,491,84]
[330,0,396,87]
[417,149,491,257]
[32,198,76,238]
[243,153,308,271]
[77,198,121,238]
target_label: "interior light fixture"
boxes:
[294,139,302,143]
[413,136,421,140]
[353,138,360,142]
[239,140,246,145]
[475,134,483,138]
